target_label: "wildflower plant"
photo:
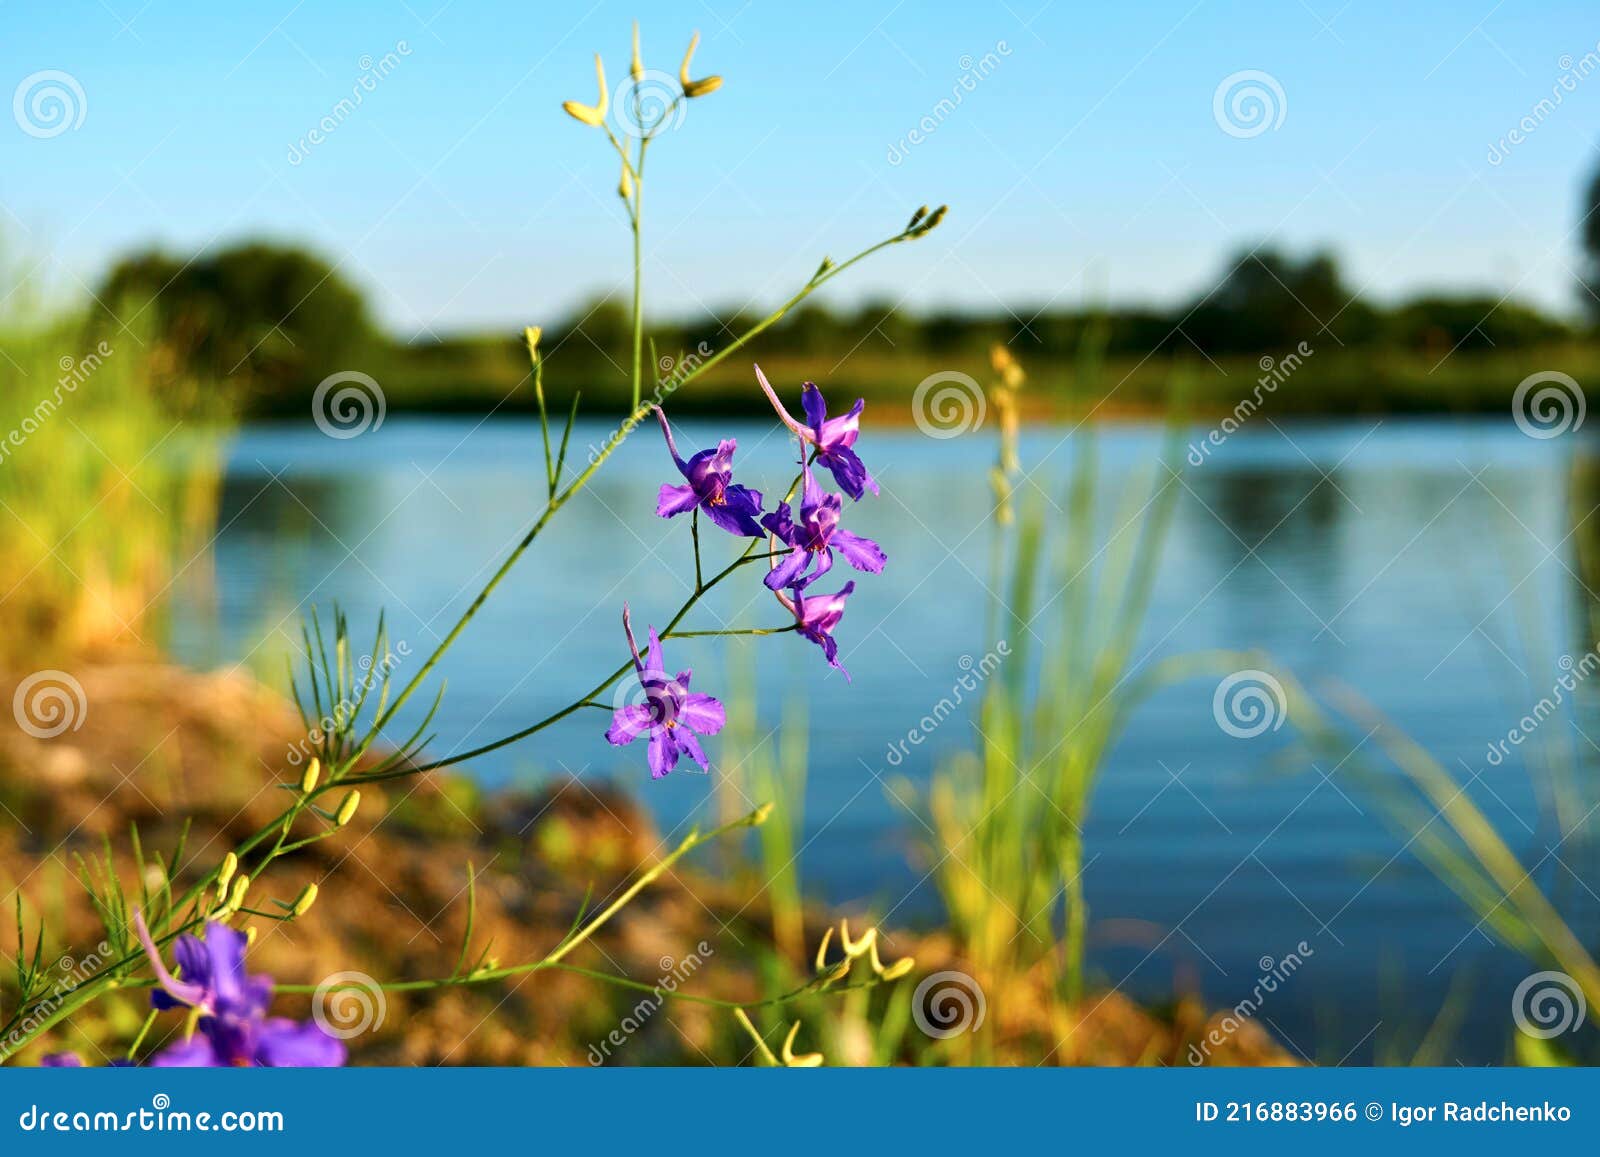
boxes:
[4,22,944,1067]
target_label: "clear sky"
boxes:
[6,0,1600,335]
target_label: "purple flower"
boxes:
[653,407,764,537]
[761,458,885,592]
[756,365,878,500]
[40,1052,84,1067]
[775,581,857,678]
[604,604,726,779]
[134,913,345,1068]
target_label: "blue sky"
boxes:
[5,0,1600,333]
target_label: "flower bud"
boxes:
[524,326,542,358]
[630,20,644,82]
[229,874,250,909]
[292,883,319,917]
[679,32,722,98]
[562,54,610,126]
[299,757,321,794]
[244,925,258,948]
[217,852,238,891]
[619,161,634,201]
[335,789,362,827]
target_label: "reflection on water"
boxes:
[170,416,1600,1064]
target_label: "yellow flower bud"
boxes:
[619,160,634,201]
[244,925,257,947]
[880,956,915,981]
[335,789,361,827]
[562,53,610,126]
[630,20,644,82]
[292,883,319,917]
[781,1022,824,1067]
[226,874,250,913]
[217,852,237,891]
[299,757,321,794]
[679,32,722,98]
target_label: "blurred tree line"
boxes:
[87,237,1588,416]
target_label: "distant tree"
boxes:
[1183,247,1352,353]
[94,242,376,403]
[1581,165,1600,323]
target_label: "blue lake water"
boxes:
[170,414,1600,1065]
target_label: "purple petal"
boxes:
[640,628,667,681]
[817,397,864,450]
[675,729,710,771]
[801,382,828,431]
[796,545,835,590]
[764,548,811,592]
[200,922,256,1017]
[647,728,678,779]
[679,693,726,735]
[41,1052,84,1067]
[149,1034,225,1067]
[724,484,763,515]
[818,446,876,500]
[255,1018,347,1068]
[656,483,700,519]
[606,704,654,746]
[703,501,764,537]
[831,529,886,575]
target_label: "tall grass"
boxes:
[0,283,228,665]
[925,346,1189,1062]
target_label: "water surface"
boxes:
[170,415,1600,1064]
